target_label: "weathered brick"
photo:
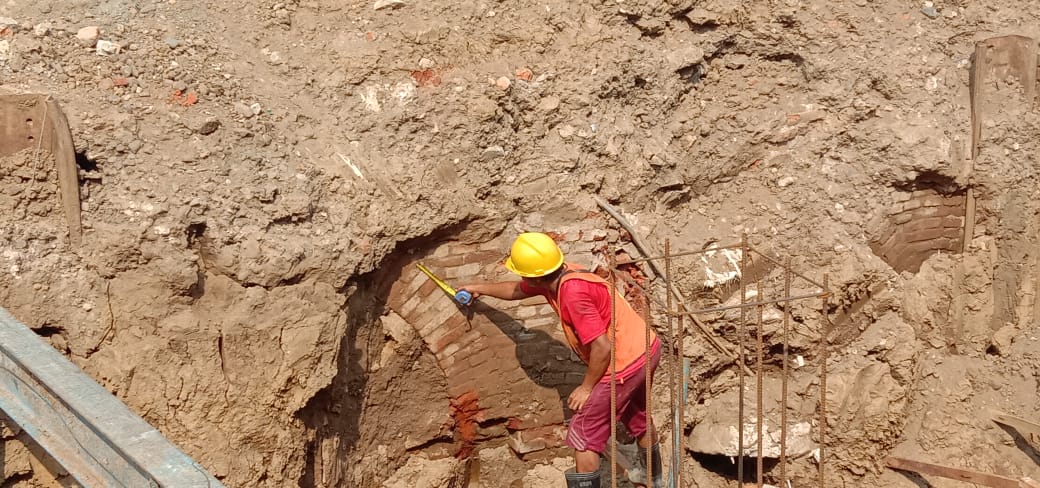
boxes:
[941,227,962,240]
[478,238,505,252]
[397,293,424,318]
[464,250,505,265]
[891,191,913,202]
[432,245,454,257]
[387,267,426,310]
[444,262,483,280]
[942,215,964,228]
[914,206,940,217]
[890,212,915,225]
[425,255,466,267]
[418,279,440,299]
[416,302,464,338]
[902,199,922,211]
[922,195,943,207]
[943,195,966,206]
[911,189,938,198]
[430,323,467,355]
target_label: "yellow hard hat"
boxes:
[504,232,564,277]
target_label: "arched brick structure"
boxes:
[385,227,615,453]
[870,189,966,273]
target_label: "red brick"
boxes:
[906,227,944,243]
[942,215,964,228]
[464,250,505,265]
[415,302,463,338]
[431,324,467,354]
[425,255,466,267]
[387,268,426,310]
[902,199,922,211]
[397,293,424,318]
[418,279,439,298]
[892,212,912,225]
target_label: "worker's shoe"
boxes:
[628,444,664,488]
[564,468,600,488]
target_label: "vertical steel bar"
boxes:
[610,252,618,488]
[665,239,678,488]
[643,268,653,486]
[780,259,791,484]
[738,234,747,485]
[756,276,764,488]
[677,301,685,488]
[818,274,830,488]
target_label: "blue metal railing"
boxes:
[0,307,225,487]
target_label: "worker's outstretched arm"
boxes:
[457,281,532,301]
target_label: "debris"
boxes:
[537,96,560,112]
[164,37,180,49]
[921,2,939,18]
[234,102,255,118]
[95,40,120,56]
[515,67,533,81]
[418,57,435,69]
[481,146,506,159]
[373,0,405,10]
[0,17,17,29]
[665,46,705,71]
[724,54,751,69]
[198,119,221,135]
[32,22,51,37]
[77,26,100,47]
[778,176,797,187]
[0,40,8,62]
[494,76,511,90]
[249,103,262,116]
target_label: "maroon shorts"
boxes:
[565,347,661,453]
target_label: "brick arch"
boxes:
[387,237,612,449]
[870,189,965,273]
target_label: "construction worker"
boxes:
[459,232,663,488]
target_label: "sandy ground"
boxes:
[1,0,1039,486]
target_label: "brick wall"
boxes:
[384,221,617,452]
[870,189,965,273]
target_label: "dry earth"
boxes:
[1,0,1039,487]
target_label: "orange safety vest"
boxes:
[544,263,656,374]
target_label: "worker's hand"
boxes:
[456,285,481,299]
[568,384,594,412]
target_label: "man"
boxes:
[459,232,663,488]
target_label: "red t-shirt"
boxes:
[520,279,660,382]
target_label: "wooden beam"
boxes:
[993,411,1040,450]
[886,456,1022,488]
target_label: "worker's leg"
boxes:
[620,347,663,488]
[564,381,612,486]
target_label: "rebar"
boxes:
[677,294,686,488]
[780,259,791,485]
[737,234,747,485]
[665,240,681,488]
[819,274,830,488]
[609,252,618,488]
[756,276,764,488]
[666,291,827,316]
[616,243,747,265]
[642,271,653,486]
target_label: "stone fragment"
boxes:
[494,76,511,90]
[95,40,120,56]
[198,119,221,135]
[77,26,100,47]
[374,0,405,10]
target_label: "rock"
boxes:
[515,67,533,81]
[77,26,100,47]
[685,7,720,25]
[687,381,815,458]
[234,102,255,118]
[777,176,796,187]
[537,96,560,112]
[494,76,511,90]
[990,325,1017,357]
[249,103,263,116]
[921,5,939,18]
[198,119,221,135]
[373,0,405,10]
[0,17,17,29]
[0,40,8,62]
[95,39,120,56]
[724,54,751,69]
[164,37,180,49]
[482,145,506,159]
[418,57,434,69]
[665,46,705,71]
[32,23,51,37]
